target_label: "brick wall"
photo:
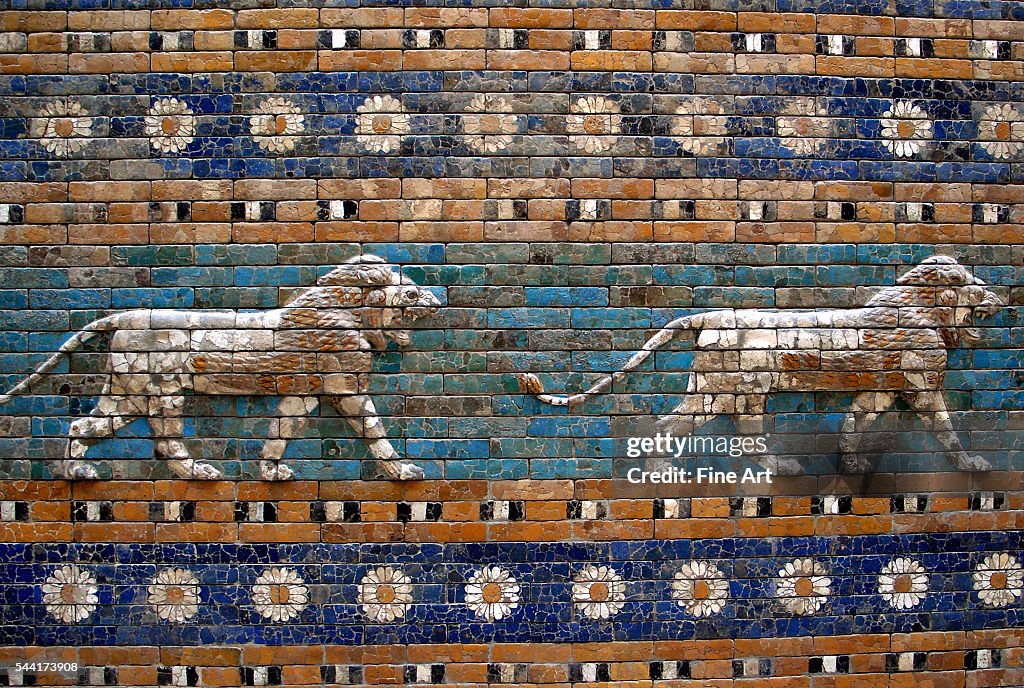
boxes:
[0,1,1022,686]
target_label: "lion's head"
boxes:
[284,255,440,348]
[865,256,1003,346]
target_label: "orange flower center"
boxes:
[990,572,1008,590]
[54,119,74,137]
[897,120,917,138]
[60,585,79,604]
[274,115,290,135]
[793,120,811,135]
[692,579,711,600]
[994,121,1011,140]
[893,574,913,594]
[371,114,393,134]
[795,577,814,597]
[165,585,185,603]
[582,115,605,135]
[375,584,396,604]
[481,582,503,604]
[588,582,609,602]
[161,117,179,136]
[269,584,291,605]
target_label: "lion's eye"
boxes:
[403,288,418,302]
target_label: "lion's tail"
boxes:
[0,314,120,405]
[519,313,702,406]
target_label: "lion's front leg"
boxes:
[911,390,992,472]
[257,395,319,481]
[150,394,222,480]
[838,391,895,473]
[328,394,425,481]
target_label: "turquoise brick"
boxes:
[194,287,278,308]
[0,268,67,288]
[524,287,608,307]
[527,416,612,437]
[444,458,528,479]
[487,308,570,329]
[491,437,574,458]
[570,307,650,329]
[0,291,28,309]
[236,266,316,287]
[734,266,815,286]
[442,373,517,394]
[151,267,234,286]
[653,264,734,285]
[31,288,110,309]
[407,439,489,459]
[112,288,194,308]
[403,264,485,286]
[111,245,194,266]
[693,286,774,307]
[196,244,278,265]
[365,373,444,395]
[447,243,529,264]
[816,265,894,286]
[529,458,612,479]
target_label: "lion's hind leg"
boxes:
[149,394,222,480]
[65,394,145,479]
[838,391,895,473]
[257,395,319,481]
[910,390,991,472]
[655,393,717,435]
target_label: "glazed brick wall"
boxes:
[0,1,1023,687]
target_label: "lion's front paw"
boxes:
[840,453,873,474]
[260,461,294,481]
[168,459,222,480]
[954,453,992,472]
[378,460,425,481]
[63,461,99,480]
[758,455,804,476]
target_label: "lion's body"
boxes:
[523,257,1002,473]
[685,306,946,397]
[0,256,439,481]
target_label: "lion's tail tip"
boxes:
[0,394,12,406]
[518,373,545,395]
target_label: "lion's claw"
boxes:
[954,453,992,472]
[63,461,99,480]
[378,460,425,481]
[168,459,222,480]
[260,461,294,481]
[758,455,804,476]
[840,453,873,474]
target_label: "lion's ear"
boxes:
[317,255,400,287]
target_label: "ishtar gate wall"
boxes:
[0,1,1022,686]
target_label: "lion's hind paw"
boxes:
[955,454,992,472]
[377,460,425,481]
[63,461,99,480]
[259,461,295,481]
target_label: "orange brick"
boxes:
[489,8,573,28]
[236,50,316,71]
[152,9,234,29]
[152,51,233,72]
[318,50,403,71]
[235,8,319,28]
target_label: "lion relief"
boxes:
[522,256,1003,474]
[0,255,440,481]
